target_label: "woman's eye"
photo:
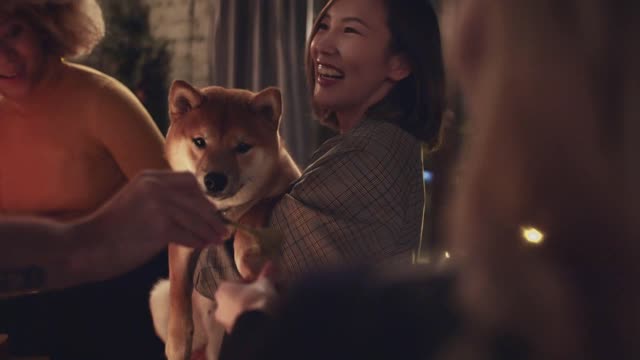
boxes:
[235,142,253,154]
[344,27,360,34]
[192,137,206,149]
[317,22,329,31]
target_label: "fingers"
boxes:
[213,278,278,333]
[162,189,229,246]
[165,212,222,248]
[257,261,276,281]
[150,170,201,190]
[135,170,230,246]
[159,172,223,226]
[214,282,245,332]
[252,275,277,301]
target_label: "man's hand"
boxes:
[0,170,230,293]
[68,170,229,286]
[97,170,228,247]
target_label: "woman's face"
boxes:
[0,15,48,100]
[309,0,408,118]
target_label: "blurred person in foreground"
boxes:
[441,0,640,358]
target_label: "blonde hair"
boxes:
[0,0,105,58]
[444,0,640,359]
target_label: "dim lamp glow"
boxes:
[444,251,451,259]
[522,227,544,244]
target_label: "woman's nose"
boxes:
[311,31,338,57]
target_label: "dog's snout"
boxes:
[204,172,228,194]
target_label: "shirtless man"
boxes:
[0,1,197,357]
[0,1,167,219]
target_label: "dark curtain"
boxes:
[207,0,322,166]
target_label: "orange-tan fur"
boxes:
[151,80,300,360]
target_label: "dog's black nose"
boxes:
[204,172,228,194]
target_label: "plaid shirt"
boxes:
[194,117,425,299]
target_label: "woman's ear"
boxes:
[388,54,412,81]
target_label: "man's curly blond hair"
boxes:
[0,0,105,59]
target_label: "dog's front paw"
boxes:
[165,338,190,360]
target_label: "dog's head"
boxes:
[165,80,283,211]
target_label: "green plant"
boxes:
[81,1,171,133]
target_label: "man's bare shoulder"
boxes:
[61,62,133,98]
[60,62,151,124]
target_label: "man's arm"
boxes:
[0,170,229,297]
[0,217,78,297]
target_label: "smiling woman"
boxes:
[276,0,444,272]
[0,0,171,358]
[307,0,445,148]
[310,0,403,132]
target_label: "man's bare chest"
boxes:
[0,112,124,216]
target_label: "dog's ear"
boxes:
[251,87,282,130]
[169,80,203,119]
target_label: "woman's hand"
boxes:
[214,263,278,333]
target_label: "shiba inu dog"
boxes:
[149,80,301,360]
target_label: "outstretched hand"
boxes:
[74,170,229,284]
[94,170,229,246]
[214,262,278,333]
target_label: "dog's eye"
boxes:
[235,142,253,154]
[192,137,207,149]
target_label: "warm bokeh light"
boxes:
[521,226,544,244]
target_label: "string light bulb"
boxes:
[521,226,544,245]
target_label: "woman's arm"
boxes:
[273,149,421,276]
[271,122,424,277]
